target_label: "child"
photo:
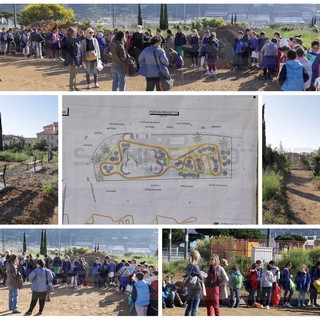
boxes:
[149,270,159,316]
[93,257,101,287]
[260,265,275,309]
[62,256,71,286]
[278,49,309,91]
[258,32,267,66]
[246,263,260,307]
[108,258,116,286]
[162,275,176,308]
[249,31,259,67]
[255,260,263,304]
[295,264,310,307]
[269,260,281,285]
[205,32,219,76]
[296,46,312,90]
[233,32,245,70]
[229,265,242,308]
[282,262,293,308]
[52,253,61,275]
[174,26,186,58]
[174,281,188,307]
[261,38,278,80]
[200,30,210,69]
[242,28,251,68]
[71,256,79,288]
[189,29,200,68]
[118,262,130,293]
[77,258,88,288]
[308,261,320,307]
[168,48,184,69]
[132,272,151,316]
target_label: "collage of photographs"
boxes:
[0,1,320,319]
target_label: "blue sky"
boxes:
[0,96,58,138]
[263,95,320,153]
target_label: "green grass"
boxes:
[263,170,282,202]
[41,175,58,196]
[0,150,30,162]
[264,27,319,47]
[314,176,320,181]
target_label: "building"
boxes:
[24,138,37,144]
[37,122,58,150]
[2,134,20,146]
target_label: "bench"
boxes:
[26,155,44,172]
[0,164,7,188]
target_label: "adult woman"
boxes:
[188,29,200,68]
[25,259,54,316]
[309,261,320,307]
[184,250,205,316]
[106,31,130,91]
[6,254,22,314]
[138,35,169,91]
[204,255,228,316]
[64,27,84,91]
[81,28,101,89]
[164,29,175,60]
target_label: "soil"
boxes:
[163,304,320,317]
[285,169,320,224]
[0,283,134,316]
[0,55,280,91]
[0,163,58,224]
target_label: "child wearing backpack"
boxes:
[108,258,116,286]
[259,265,275,309]
[77,258,88,288]
[92,257,101,287]
[229,265,242,308]
[282,261,293,308]
[205,32,219,76]
[295,264,311,307]
[118,263,130,293]
[246,263,260,307]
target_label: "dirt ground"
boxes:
[0,163,58,224]
[0,55,281,91]
[163,304,320,317]
[0,283,134,316]
[285,169,320,224]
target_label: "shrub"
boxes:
[308,247,320,265]
[65,247,89,256]
[196,237,212,262]
[277,248,311,275]
[0,151,30,162]
[263,170,282,201]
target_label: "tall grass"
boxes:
[0,151,30,162]
[263,170,282,202]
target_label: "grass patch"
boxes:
[263,170,282,201]
[0,150,30,162]
[314,176,320,181]
[42,175,58,196]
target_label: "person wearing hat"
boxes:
[219,259,229,306]
[81,28,101,89]
[96,31,107,63]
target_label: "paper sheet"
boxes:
[62,95,258,225]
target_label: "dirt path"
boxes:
[286,169,320,224]
[0,55,280,91]
[0,283,134,316]
[163,305,320,317]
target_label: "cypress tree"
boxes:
[94,244,97,252]
[235,13,237,24]
[23,232,27,253]
[138,4,142,26]
[163,4,169,30]
[43,230,47,255]
[159,4,164,30]
[40,230,44,255]
[97,244,100,251]
[231,14,234,25]
[0,113,3,152]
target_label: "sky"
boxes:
[263,95,320,153]
[0,96,58,138]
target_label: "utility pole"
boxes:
[168,229,172,262]
[184,4,186,23]
[0,113,3,151]
[267,228,271,247]
[112,4,115,29]
[184,229,189,260]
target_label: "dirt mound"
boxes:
[312,179,320,191]
[27,20,89,33]
[0,165,58,224]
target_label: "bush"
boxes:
[308,247,320,265]
[64,247,89,256]
[196,237,212,262]
[263,170,282,201]
[277,248,311,275]
[163,260,187,276]
[0,151,30,162]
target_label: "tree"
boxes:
[162,229,185,247]
[234,13,237,24]
[159,4,164,30]
[23,232,27,253]
[196,229,265,239]
[43,230,47,255]
[19,4,75,25]
[0,10,14,24]
[163,4,169,30]
[94,244,97,252]
[262,104,267,170]
[138,4,143,26]
[40,230,44,255]
[231,14,234,25]
[274,234,307,242]
[32,138,47,151]
[97,244,100,251]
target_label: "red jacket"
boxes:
[150,279,158,299]
[248,270,260,290]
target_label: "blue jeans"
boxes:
[8,285,19,312]
[111,69,126,91]
[185,290,201,316]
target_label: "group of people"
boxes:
[233,28,320,91]
[0,250,158,316]
[163,250,320,316]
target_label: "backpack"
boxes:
[234,40,244,54]
[244,273,252,291]
[206,41,218,59]
[99,264,109,277]
[232,273,242,289]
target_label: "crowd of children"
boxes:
[0,251,158,316]
[163,258,320,312]
[232,28,320,91]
